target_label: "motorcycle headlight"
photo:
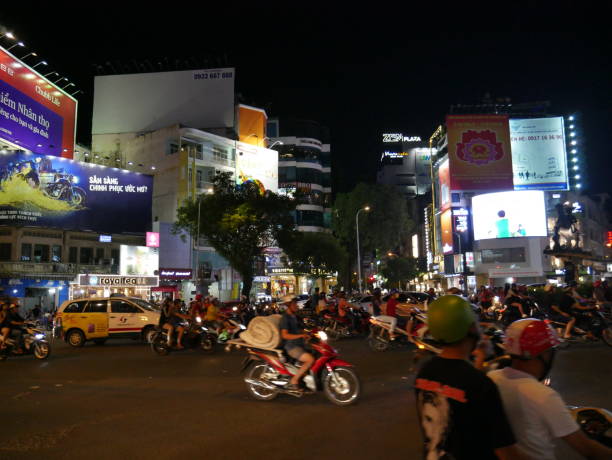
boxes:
[239,324,246,330]
[34,333,45,340]
[317,331,328,342]
[232,306,238,312]
[196,316,202,323]
[71,176,79,184]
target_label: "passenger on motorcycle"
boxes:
[371,288,383,316]
[489,319,612,459]
[500,288,527,326]
[165,299,190,349]
[549,287,578,339]
[280,297,315,391]
[382,290,401,339]
[0,302,12,349]
[6,303,25,353]
[189,294,205,320]
[415,295,527,460]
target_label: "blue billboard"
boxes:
[0,151,152,234]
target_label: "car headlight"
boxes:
[34,333,45,340]
[317,331,328,342]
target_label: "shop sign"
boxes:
[254,276,271,282]
[78,274,159,287]
[146,232,160,248]
[99,234,112,243]
[159,268,192,280]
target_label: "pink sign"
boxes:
[146,232,160,247]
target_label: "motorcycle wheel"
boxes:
[200,334,215,353]
[33,342,51,360]
[71,188,85,207]
[151,335,170,356]
[322,366,360,406]
[601,325,612,347]
[368,336,389,352]
[245,363,278,401]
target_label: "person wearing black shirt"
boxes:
[415,295,527,460]
[501,289,526,327]
[7,304,25,353]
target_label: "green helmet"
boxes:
[427,295,476,344]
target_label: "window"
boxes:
[84,300,107,313]
[80,247,94,264]
[279,167,296,182]
[69,247,78,264]
[111,300,141,313]
[0,243,11,261]
[34,244,50,263]
[21,243,32,261]
[111,249,120,265]
[95,248,105,264]
[63,301,88,313]
[52,245,62,263]
[168,141,179,155]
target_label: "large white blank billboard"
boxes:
[92,68,235,134]
[472,190,547,240]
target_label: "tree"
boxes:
[332,183,414,288]
[283,232,348,281]
[173,172,297,297]
[379,256,421,289]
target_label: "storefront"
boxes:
[151,268,192,302]
[70,274,159,300]
[0,278,70,310]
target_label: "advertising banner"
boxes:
[446,115,514,191]
[0,46,77,158]
[509,117,569,190]
[438,158,451,210]
[472,190,547,240]
[120,245,159,276]
[0,151,152,233]
[441,209,454,254]
[236,143,278,193]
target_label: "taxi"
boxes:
[56,296,161,347]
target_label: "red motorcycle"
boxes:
[229,331,360,406]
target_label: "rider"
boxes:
[164,299,190,348]
[415,295,526,460]
[6,303,25,353]
[189,294,205,320]
[500,286,527,326]
[489,319,612,459]
[0,302,12,349]
[371,288,383,316]
[279,297,315,391]
[384,290,401,339]
[549,286,578,339]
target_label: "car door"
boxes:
[59,300,89,333]
[109,299,144,338]
[81,299,109,339]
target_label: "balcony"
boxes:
[0,262,118,279]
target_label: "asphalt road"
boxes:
[0,336,610,460]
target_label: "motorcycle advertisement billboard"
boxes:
[0,46,77,158]
[446,115,514,192]
[509,117,569,191]
[235,142,278,193]
[471,190,547,241]
[0,151,152,233]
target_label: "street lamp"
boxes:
[268,140,283,149]
[356,205,371,292]
[6,41,25,51]
[62,82,75,90]
[32,60,48,69]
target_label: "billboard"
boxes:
[0,46,77,158]
[238,105,267,147]
[438,158,451,210]
[472,190,547,241]
[446,115,514,191]
[509,117,569,190]
[0,151,152,233]
[236,143,278,193]
[92,68,235,135]
[120,245,159,276]
[441,209,454,254]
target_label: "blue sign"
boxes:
[99,235,112,243]
[0,151,152,234]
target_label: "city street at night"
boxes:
[1,338,610,460]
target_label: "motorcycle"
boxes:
[228,330,361,406]
[322,307,370,340]
[546,306,612,347]
[150,319,216,356]
[569,406,612,448]
[202,315,246,347]
[0,322,51,361]
[44,173,86,207]
[368,308,434,352]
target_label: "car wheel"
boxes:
[67,329,85,348]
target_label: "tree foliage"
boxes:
[283,232,348,279]
[379,257,421,289]
[173,172,298,297]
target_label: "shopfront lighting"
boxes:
[0,32,16,40]
[44,71,59,78]
[151,166,156,170]
[571,149,577,154]
[570,132,575,137]
[568,116,574,121]
[571,157,578,162]
[571,140,577,146]
[569,125,575,129]
[575,175,581,179]
[576,183,582,189]
[573,165,579,171]
[32,60,47,69]
[53,76,68,84]
[62,82,75,90]
[20,51,37,60]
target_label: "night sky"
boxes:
[2,7,610,195]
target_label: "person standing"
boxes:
[415,295,527,460]
[489,319,612,459]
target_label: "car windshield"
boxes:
[130,298,159,311]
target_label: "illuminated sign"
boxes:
[382,151,408,158]
[99,235,112,243]
[78,274,159,287]
[0,45,77,158]
[453,208,469,233]
[159,268,193,280]
[607,231,612,248]
[382,133,422,143]
[412,234,419,258]
[146,232,160,248]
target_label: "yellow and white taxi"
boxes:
[56,296,160,347]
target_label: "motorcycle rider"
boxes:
[279,297,315,391]
[189,294,205,320]
[415,295,528,460]
[384,290,401,339]
[549,286,577,340]
[6,303,25,353]
[489,319,612,459]
[0,302,12,349]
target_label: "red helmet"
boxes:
[195,294,203,301]
[504,319,560,359]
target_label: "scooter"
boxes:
[569,406,612,448]
[323,307,370,340]
[368,308,434,352]
[150,319,216,356]
[546,306,612,347]
[0,322,51,361]
[228,330,360,406]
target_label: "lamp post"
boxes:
[356,206,370,292]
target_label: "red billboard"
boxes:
[446,115,513,192]
[0,46,77,158]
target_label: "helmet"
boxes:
[427,295,477,344]
[504,319,560,359]
[195,294,203,301]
